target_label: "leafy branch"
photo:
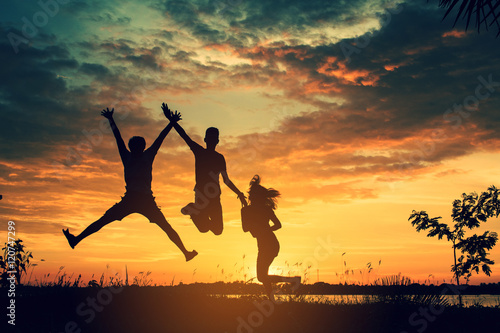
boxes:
[409,186,499,290]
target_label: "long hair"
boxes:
[248,175,280,210]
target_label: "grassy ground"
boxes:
[3,286,500,333]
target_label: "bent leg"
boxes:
[191,211,211,233]
[189,191,212,233]
[256,239,299,297]
[257,251,276,297]
[208,198,223,235]
[257,254,301,291]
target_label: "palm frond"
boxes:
[436,0,500,36]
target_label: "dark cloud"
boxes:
[125,52,162,70]
[79,62,111,78]
[61,0,120,16]
[99,39,136,56]
[160,0,396,45]
[233,0,372,30]
[0,35,79,159]
[160,0,226,43]
[86,12,132,25]
[336,4,500,134]
[219,3,500,143]
[215,3,500,185]
[0,29,176,163]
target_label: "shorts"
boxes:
[194,189,222,218]
[102,191,165,224]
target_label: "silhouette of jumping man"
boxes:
[161,102,247,235]
[62,107,197,262]
[241,175,300,301]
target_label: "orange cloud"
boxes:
[203,43,232,52]
[317,57,380,86]
[303,80,342,94]
[403,45,437,55]
[442,30,467,38]
[384,64,397,71]
[273,48,312,61]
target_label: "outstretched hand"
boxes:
[161,103,172,119]
[101,107,114,119]
[170,110,182,122]
[162,102,181,122]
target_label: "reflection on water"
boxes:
[319,294,500,307]
[444,294,500,307]
[223,294,500,307]
[297,294,500,307]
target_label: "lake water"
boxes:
[224,294,500,307]
[300,294,500,307]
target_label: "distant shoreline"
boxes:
[13,280,500,295]
[77,280,500,295]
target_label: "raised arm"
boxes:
[101,108,129,163]
[148,111,182,155]
[161,102,196,149]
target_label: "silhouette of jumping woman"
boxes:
[62,107,197,262]
[162,102,246,235]
[241,175,300,301]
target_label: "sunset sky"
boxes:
[2,0,500,286]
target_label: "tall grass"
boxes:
[372,273,449,307]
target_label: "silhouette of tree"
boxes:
[409,186,499,304]
[435,0,500,36]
